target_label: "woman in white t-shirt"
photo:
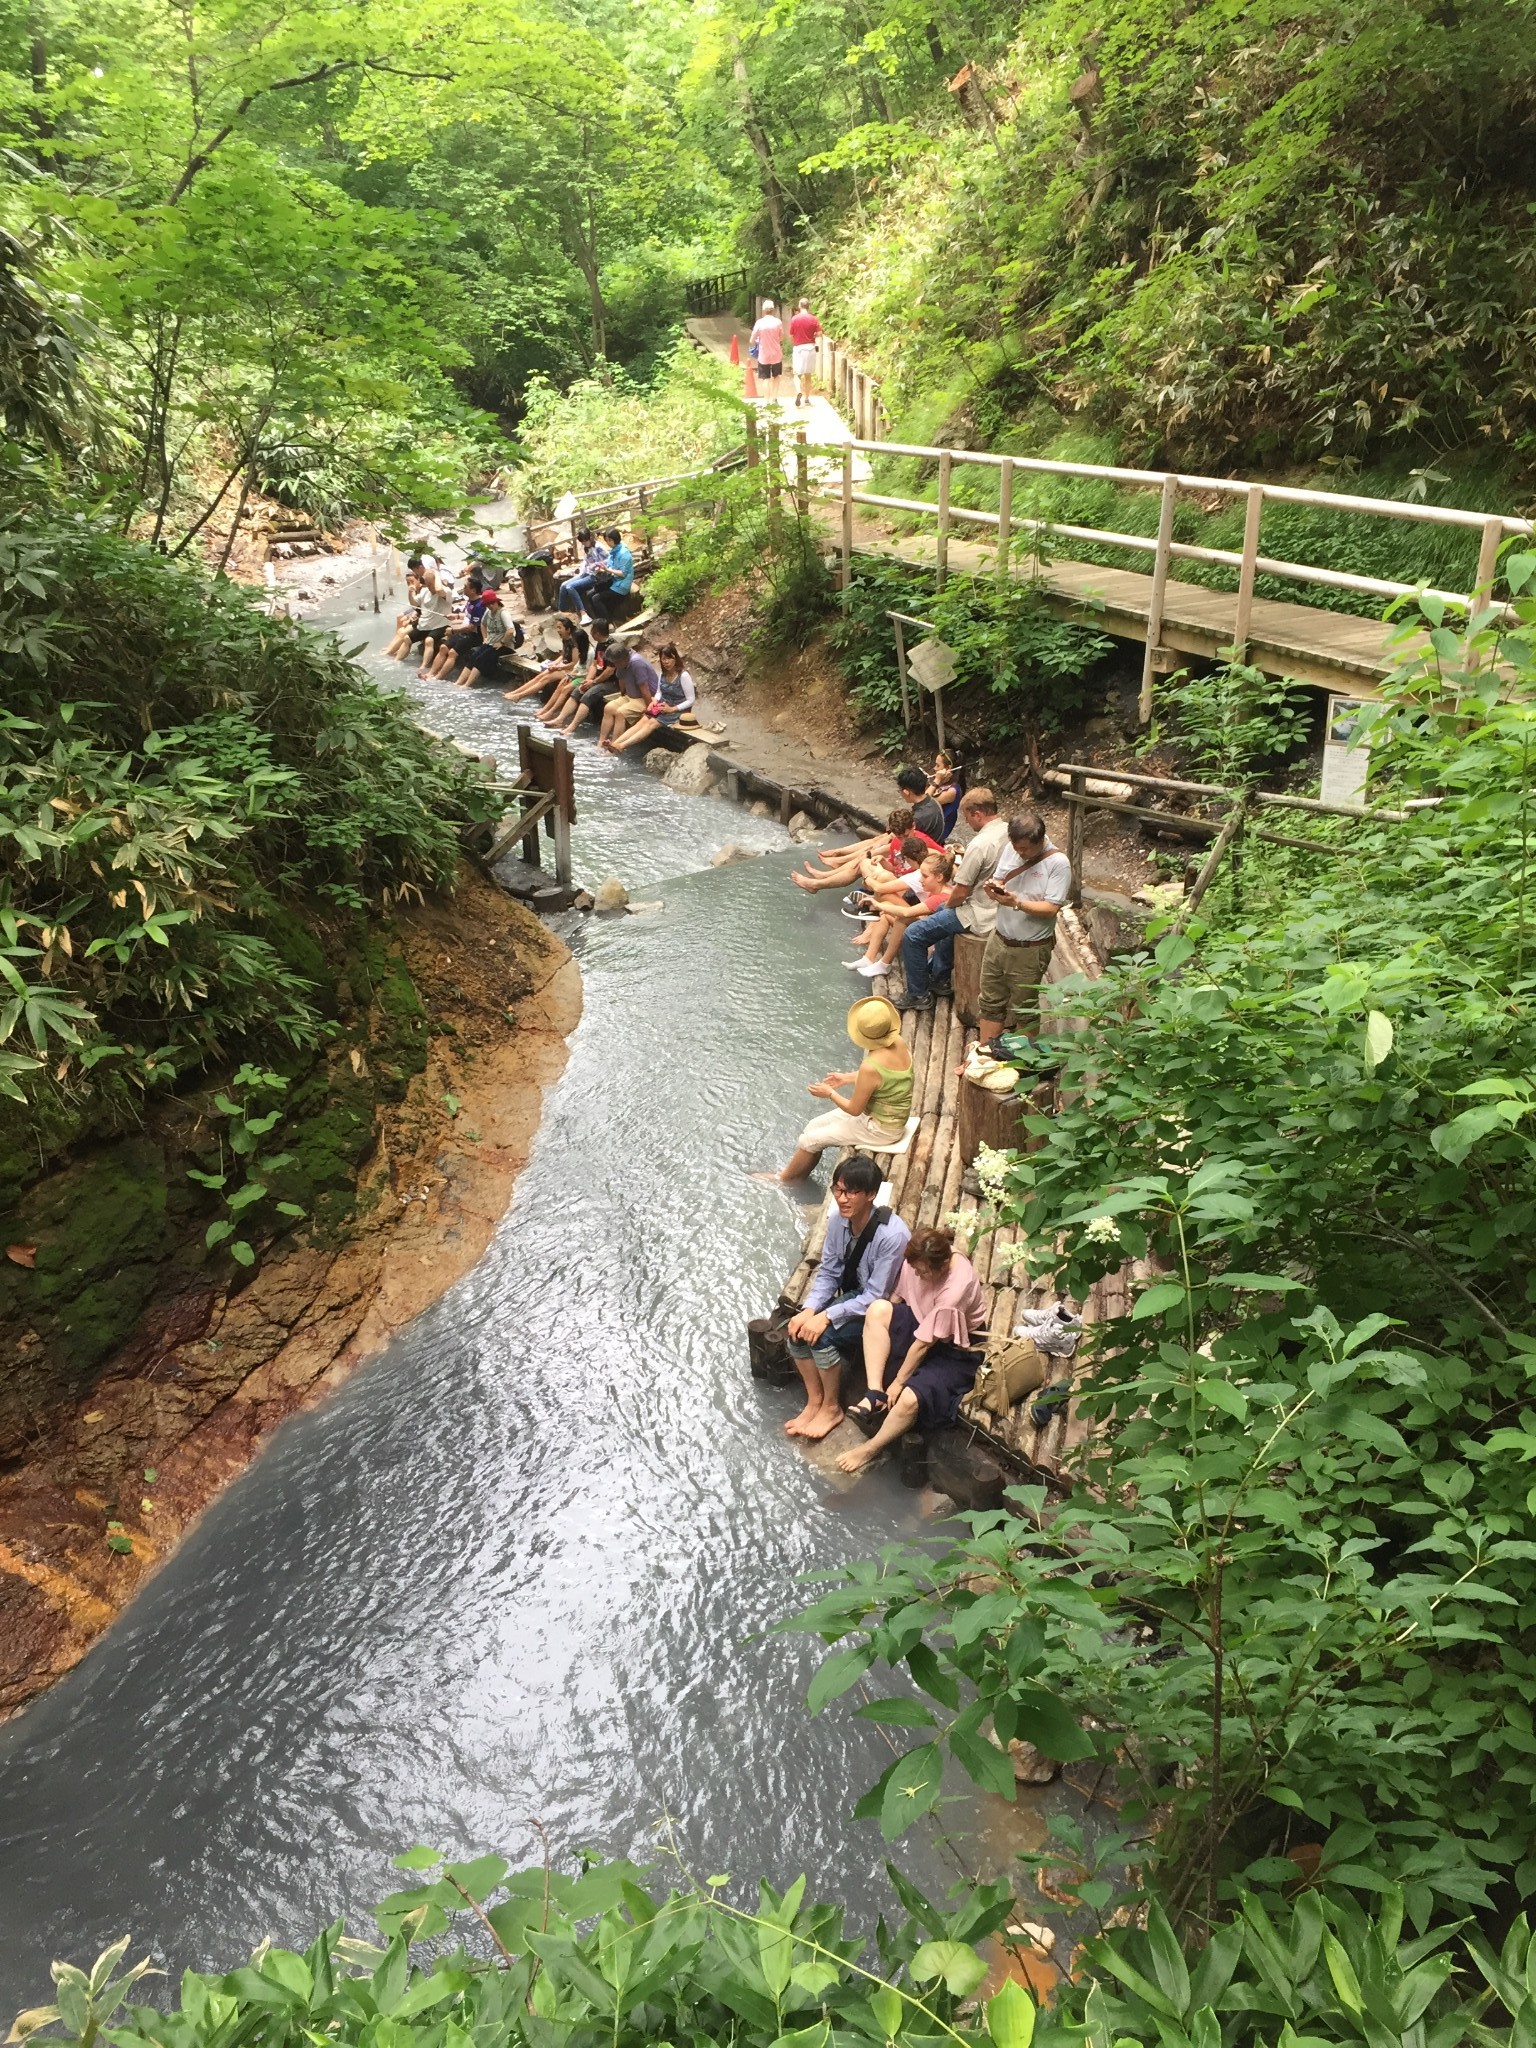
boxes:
[411,570,453,676]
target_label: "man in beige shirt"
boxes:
[894,788,1010,1012]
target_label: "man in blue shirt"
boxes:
[583,526,635,622]
[785,1154,910,1441]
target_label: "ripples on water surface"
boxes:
[0,606,997,2001]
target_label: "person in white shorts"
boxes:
[788,300,823,407]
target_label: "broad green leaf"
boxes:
[770,2024,830,2048]
[807,1645,875,1713]
[759,1918,792,1999]
[1322,1933,1364,2016]
[1145,1901,1191,2015]
[1011,1687,1094,1762]
[259,1952,311,2002]
[878,1743,945,1840]
[950,1725,1018,1800]
[910,1941,989,1997]
[857,1697,936,1728]
[1199,1375,1248,1419]
[1132,1282,1187,1321]
[986,1978,1037,2048]
[869,1986,904,2038]
[907,1643,961,1708]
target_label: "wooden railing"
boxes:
[815,439,1535,716]
[816,336,887,443]
[684,267,751,316]
[524,447,749,552]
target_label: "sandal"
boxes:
[847,1390,889,1429]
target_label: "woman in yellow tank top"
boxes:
[759,997,915,1183]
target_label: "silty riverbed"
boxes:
[0,573,1041,2003]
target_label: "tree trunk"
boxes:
[732,47,790,262]
[29,29,54,149]
[562,207,607,360]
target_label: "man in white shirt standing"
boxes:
[894,787,1010,1012]
[978,809,1073,1050]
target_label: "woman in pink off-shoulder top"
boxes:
[836,1227,987,1475]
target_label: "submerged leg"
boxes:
[835,1386,918,1473]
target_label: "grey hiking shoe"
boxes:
[893,990,934,1013]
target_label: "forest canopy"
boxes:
[8,0,1536,537]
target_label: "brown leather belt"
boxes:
[992,930,1054,949]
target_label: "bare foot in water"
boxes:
[784,1404,820,1436]
[800,1407,845,1441]
[748,1169,787,1185]
[791,872,818,892]
[834,1439,881,1473]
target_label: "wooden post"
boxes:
[1139,474,1179,724]
[551,736,573,888]
[1474,515,1503,601]
[996,457,1014,582]
[840,443,853,592]
[936,449,953,589]
[1470,515,1505,669]
[371,567,380,615]
[1178,797,1249,922]
[795,428,809,519]
[1232,483,1263,662]
[1066,770,1086,906]
[766,417,783,543]
[746,415,760,468]
[894,615,912,729]
[933,681,947,756]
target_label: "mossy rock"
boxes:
[260,903,340,1019]
[351,932,429,1098]
[266,1068,379,1235]
[0,1138,172,1418]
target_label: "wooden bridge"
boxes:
[814,438,1534,714]
[680,288,1534,710]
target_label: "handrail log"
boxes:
[847,441,1534,536]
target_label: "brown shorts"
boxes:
[978,935,1054,1033]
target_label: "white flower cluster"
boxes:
[1083,1214,1123,1245]
[974,1143,1013,1203]
[942,1210,976,1252]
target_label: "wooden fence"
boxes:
[816,335,887,442]
[816,438,1535,717]
[684,268,751,316]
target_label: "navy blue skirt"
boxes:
[888,1300,982,1431]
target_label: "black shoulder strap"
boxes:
[840,1205,891,1299]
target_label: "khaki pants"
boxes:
[978,934,1053,1035]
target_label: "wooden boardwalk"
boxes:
[688,310,1436,698]
[834,518,1413,698]
[763,909,1127,1488]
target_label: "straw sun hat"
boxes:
[847,996,902,1050]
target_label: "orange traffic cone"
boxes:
[743,358,758,399]
[729,331,740,365]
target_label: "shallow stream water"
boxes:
[0,579,1019,2003]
